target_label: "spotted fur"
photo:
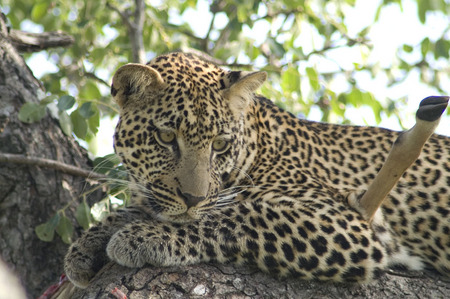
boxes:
[65,52,450,288]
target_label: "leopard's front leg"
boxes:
[64,206,152,288]
[107,195,389,282]
[106,219,223,268]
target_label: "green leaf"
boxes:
[374,3,382,22]
[80,81,102,100]
[58,111,73,136]
[79,102,97,118]
[306,67,320,91]
[417,0,428,23]
[237,5,248,23]
[57,95,76,111]
[76,200,93,230]
[40,95,58,105]
[421,38,430,57]
[88,109,100,135]
[93,157,114,174]
[362,91,382,123]
[332,94,346,117]
[31,1,49,22]
[70,110,88,139]
[108,166,129,195]
[77,19,89,28]
[266,38,286,58]
[90,48,107,64]
[402,44,413,53]
[93,153,120,174]
[56,215,74,244]
[281,67,301,94]
[347,88,362,107]
[106,153,121,165]
[35,213,60,242]
[85,26,96,42]
[435,38,450,59]
[358,26,371,37]
[18,102,47,123]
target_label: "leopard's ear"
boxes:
[111,63,165,108]
[223,71,267,114]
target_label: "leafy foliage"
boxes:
[3,0,449,243]
[34,156,128,243]
[6,0,449,132]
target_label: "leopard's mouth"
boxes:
[143,187,218,223]
[155,210,200,224]
[148,201,202,224]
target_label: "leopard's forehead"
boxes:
[124,53,239,143]
[147,52,227,94]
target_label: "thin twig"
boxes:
[0,153,107,180]
[263,7,305,19]
[85,72,110,87]
[175,27,205,45]
[107,1,146,63]
[202,10,217,52]
[106,3,133,29]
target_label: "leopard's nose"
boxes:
[177,188,205,208]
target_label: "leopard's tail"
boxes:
[348,96,448,222]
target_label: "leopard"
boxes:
[64,52,450,288]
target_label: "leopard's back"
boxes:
[248,97,450,274]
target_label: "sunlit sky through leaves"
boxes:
[24,0,449,156]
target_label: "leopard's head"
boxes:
[111,52,266,223]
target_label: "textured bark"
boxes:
[60,262,450,298]
[0,15,102,298]
[9,30,75,53]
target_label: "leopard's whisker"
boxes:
[214,198,236,207]
[103,176,157,200]
[219,184,267,197]
[218,185,251,196]
[231,166,255,188]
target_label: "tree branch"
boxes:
[132,0,146,63]
[9,30,75,53]
[0,13,44,91]
[200,10,217,53]
[107,1,146,63]
[0,153,107,180]
[84,72,110,87]
[106,3,133,29]
[264,7,305,19]
[51,262,450,298]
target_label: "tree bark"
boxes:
[59,262,450,298]
[0,15,102,298]
[9,30,75,53]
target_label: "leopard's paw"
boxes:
[64,242,109,288]
[106,223,150,268]
[64,226,111,288]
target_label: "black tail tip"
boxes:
[416,96,449,122]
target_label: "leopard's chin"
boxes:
[155,209,201,224]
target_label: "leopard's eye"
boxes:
[212,139,230,154]
[155,130,176,146]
